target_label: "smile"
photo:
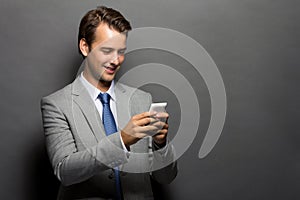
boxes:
[103,65,117,74]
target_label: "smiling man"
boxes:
[41,6,177,200]
[80,22,127,90]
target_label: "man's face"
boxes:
[84,23,127,84]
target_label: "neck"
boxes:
[82,71,112,92]
[97,80,111,92]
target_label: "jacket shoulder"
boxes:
[117,82,151,97]
[41,82,73,105]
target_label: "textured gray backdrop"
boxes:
[0,0,299,199]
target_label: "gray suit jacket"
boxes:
[41,76,177,200]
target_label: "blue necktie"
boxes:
[98,93,123,200]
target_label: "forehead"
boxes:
[92,23,127,48]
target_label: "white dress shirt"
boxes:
[79,72,128,152]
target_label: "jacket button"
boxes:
[108,173,114,179]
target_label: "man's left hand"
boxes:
[152,112,169,146]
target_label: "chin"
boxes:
[100,75,115,82]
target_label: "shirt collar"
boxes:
[79,72,116,102]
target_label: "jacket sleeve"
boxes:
[41,97,129,186]
[150,139,178,184]
[143,94,177,184]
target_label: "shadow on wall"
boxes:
[25,144,170,200]
[25,134,172,200]
[151,178,173,200]
[27,138,60,200]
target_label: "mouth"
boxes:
[103,65,117,74]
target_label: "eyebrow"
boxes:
[100,47,113,51]
[100,47,127,51]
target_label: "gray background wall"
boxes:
[0,0,299,199]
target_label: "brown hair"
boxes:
[78,6,132,56]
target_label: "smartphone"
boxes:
[149,102,167,113]
[147,102,167,136]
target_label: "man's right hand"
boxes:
[121,111,162,148]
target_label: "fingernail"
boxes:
[156,113,162,117]
[151,111,157,115]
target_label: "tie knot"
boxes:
[98,93,111,104]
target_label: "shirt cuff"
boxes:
[119,133,130,158]
[152,140,169,155]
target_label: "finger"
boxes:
[155,128,168,135]
[121,128,148,138]
[165,116,169,124]
[132,111,157,120]
[152,131,168,143]
[135,117,158,126]
[136,124,161,134]
[152,124,169,136]
[162,123,169,130]
[155,112,169,118]
[134,132,148,139]
[151,121,167,129]
[154,112,169,123]
[153,131,167,139]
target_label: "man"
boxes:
[41,6,177,200]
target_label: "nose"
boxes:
[110,52,124,66]
[110,55,121,65]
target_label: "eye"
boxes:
[118,49,126,55]
[102,50,112,55]
[101,48,113,55]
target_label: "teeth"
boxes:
[103,63,110,68]
[103,63,117,71]
[104,66,115,70]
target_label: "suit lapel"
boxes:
[115,82,132,130]
[71,77,105,142]
[70,79,141,144]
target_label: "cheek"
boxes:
[119,55,125,63]
[90,53,111,65]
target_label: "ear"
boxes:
[79,38,89,57]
